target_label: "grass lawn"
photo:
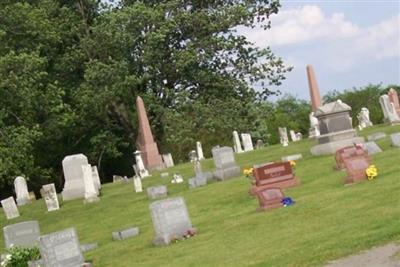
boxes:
[1,124,400,266]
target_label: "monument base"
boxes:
[310,137,365,156]
[213,166,241,181]
[62,188,85,201]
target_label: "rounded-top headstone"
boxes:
[14,176,30,206]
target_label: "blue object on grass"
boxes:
[281,197,295,206]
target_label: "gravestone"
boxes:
[61,154,88,201]
[41,183,59,212]
[281,154,303,162]
[256,139,264,149]
[38,228,84,267]
[212,146,241,181]
[162,153,175,168]
[133,176,143,193]
[196,141,205,160]
[289,130,299,142]
[14,176,30,206]
[147,185,167,200]
[278,127,289,147]
[335,145,370,170]
[390,133,400,147]
[91,166,101,192]
[82,164,99,203]
[134,150,150,178]
[250,162,299,195]
[80,243,97,253]
[3,221,40,248]
[367,132,386,141]
[232,131,243,153]
[343,156,370,184]
[256,188,284,212]
[357,107,373,130]
[309,112,320,138]
[188,175,207,189]
[388,88,400,116]
[1,197,19,220]
[150,197,196,246]
[363,142,382,155]
[379,94,400,125]
[241,133,254,152]
[113,175,125,183]
[112,227,139,241]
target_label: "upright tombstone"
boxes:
[212,146,241,181]
[14,176,30,206]
[335,145,370,170]
[82,164,99,203]
[134,150,150,178]
[309,112,320,138]
[162,153,175,168]
[133,175,143,193]
[150,197,196,246]
[3,221,40,249]
[363,142,383,155]
[241,133,254,152]
[388,88,400,116]
[310,100,365,155]
[357,107,373,130]
[135,96,164,171]
[391,133,400,147]
[278,127,289,147]
[232,131,243,153]
[196,142,205,160]
[379,94,400,125]
[41,184,59,212]
[289,130,300,142]
[343,156,370,184]
[61,154,88,201]
[256,139,264,149]
[1,197,20,220]
[91,166,101,192]
[38,228,84,267]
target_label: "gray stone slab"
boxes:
[80,243,98,253]
[367,132,387,141]
[150,197,195,246]
[147,185,168,200]
[188,175,207,189]
[310,137,365,155]
[281,154,303,162]
[112,227,139,241]
[213,166,241,181]
[363,142,383,155]
[38,227,84,267]
[3,221,40,249]
[390,133,400,147]
[212,146,240,180]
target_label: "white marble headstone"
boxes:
[162,153,175,168]
[82,164,99,203]
[240,133,254,152]
[279,127,289,147]
[61,154,88,201]
[134,150,150,178]
[133,176,143,193]
[41,183,60,212]
[91,166,101,192]
[196,141,205,160]
[232,131,243,153]
[1,197,20,220]
[14,176,30,206]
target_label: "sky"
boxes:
[238,0,400,100]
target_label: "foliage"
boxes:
[1,246,40,267]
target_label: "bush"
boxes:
[1,246,40,267]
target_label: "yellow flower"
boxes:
[290,160,296,167]
[366,165,378,180]
[243,168,253,177]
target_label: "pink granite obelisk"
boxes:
[306,65,322,112]
[388,88,400,116]
[135,96,164,171]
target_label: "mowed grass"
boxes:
[1,124,400,266]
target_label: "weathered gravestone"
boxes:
[38,228,84,267]
[363,142,382,155]
[256,139,264,149]
[241,133,254,152]
[112,227,139,241]
[61,154,88,201]
[14,176,30,206]
[147,185,168,200]
[1,197,20,220]
[133,176,143,193]
[134,150,150,178]
[278,127,289,147]
[367,132,386,141]
[212,146,241,181]
[150,197,196,246]
[40,184,59,212]
[256,188,284,212]
[391,133,400,147]
[188,175,207,189]
[343,156,370,184]
[196,141,205,160]
[91,166,101,192]
[250,162,299,195]
[162,153,175,168]
[335,145,370,170]
[232,131,243,153]
[281,154,303,162]
[80,242,98,253]
[3,221,40,248]
[82,164,99,203]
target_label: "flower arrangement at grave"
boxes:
[289,160,296,168]
[281,197,295,207]
[1,245,40,267]
[243,168,253,177]
[366,165,378,180]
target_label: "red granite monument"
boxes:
[306,65,322,112]
[256,188,284,212]
[343,156,370,184]
[335,145,370,170]
[388,88,400,117]
[135,96,164,171]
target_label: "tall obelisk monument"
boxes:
[135,96,164,171]
[306,65,322,112]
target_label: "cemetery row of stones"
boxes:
[2,66,400,266]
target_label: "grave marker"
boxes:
[41,184,59,212]
[3,221,40,249]
[1,197,20,220]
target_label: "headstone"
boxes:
[309,112,320,138]
[188,175,207,189]
[41,183,59,212]
[91,166,101,192]
[278,127,289,147]
[162,153,174,168]
[232,131,243,153]
[1,197,19,220]
[250,162,299,195]
[113,175,125,183]
[256,139,264,149]
[256,188,284,212]
[3,221,40,249]
[296,132,303,140]
[196,141,205,160]
[147,185,167,200]
[240,133,254,152]
[335,145,370,170]
[80,243,98,253]
[388,88,400,116]
[38,228,84,267]
[82,164,99,203]
[61,154,88,201]
[357,107,373,130]
[289,130,300,142]
[14,176,30,206]
[379,94,400,125]
[281,154,303,162]
[112,227,139,241]
[135,96,164,170]
[343,156,370,184]
[133,175,143,193]
[150,197,196,246]
[134,150,150,178]
[367,132,386,141]
[390,133,400,147]
[212,146,241,181]
[171,174,183,184]
[363,142,383,155]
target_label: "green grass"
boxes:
[1,124,400,266]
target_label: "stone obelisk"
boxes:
[135,96,164,171]
[306,65,322,112]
